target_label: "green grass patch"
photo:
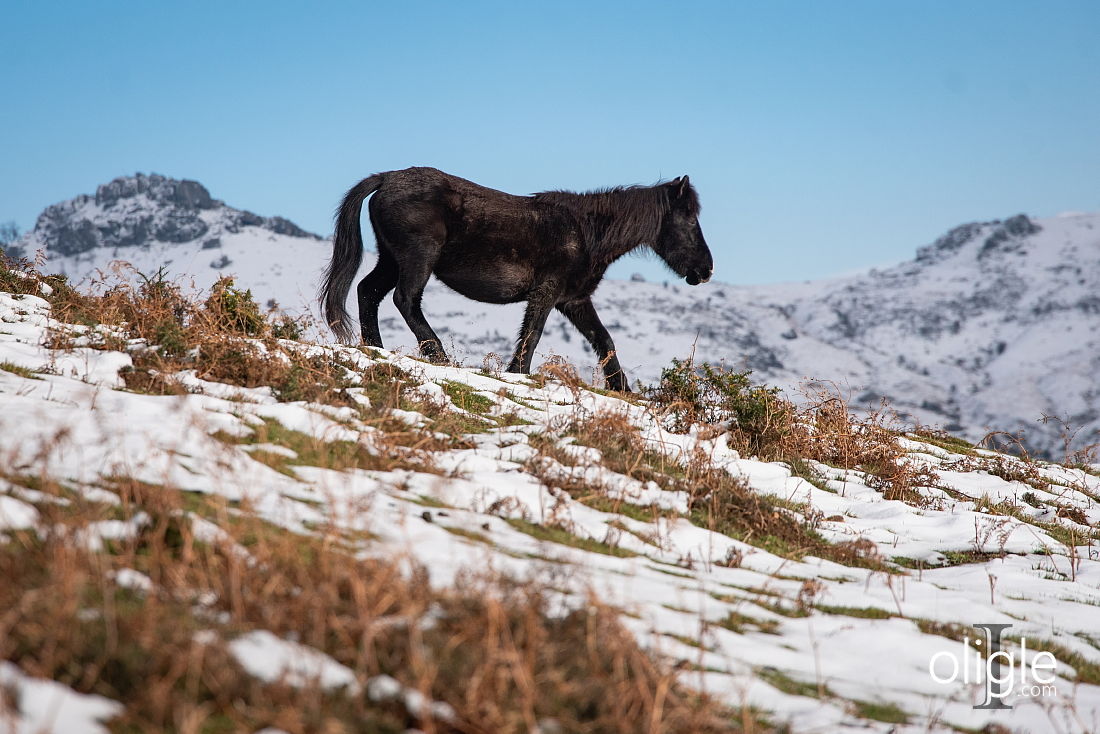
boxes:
[910,430,976,456]
[577,494,672,523]
[421,407,493,435]
[494,411,534,427]
[606,519,659,547]
[505,518,637,558]
[646,563,694,579]
[243,448,300,477]
[915,619,984,650]
[407,388,494,435]
[0,360,40,379]
[852,699,909,724]
[179,489,239,518]
[411,494,451,509]
[786,457,834,493]
[441,380,495,415]
[751,598,811,619]
[666,633,711,651]
[814,604,893,619]
[890,556,928,570]
[938,549,1009,566]
[224,417,440,475]
[1014,637,1100,685]
[756,667,829,699]
[441,525,493,545]
[686,505,808,561]
[717,610,780,635]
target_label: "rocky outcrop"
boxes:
[17,173,321,258]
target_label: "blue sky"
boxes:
[3,1,1098,284]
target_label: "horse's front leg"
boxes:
[508,286,558,374]
[556,297,630,392]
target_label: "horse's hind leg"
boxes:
[392,238,448,363]
[357,246,398,347]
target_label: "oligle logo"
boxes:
[928,624,1058,709]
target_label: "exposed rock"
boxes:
[16,173,320,258]
[915,221,984,263]
[979,214,1041,259]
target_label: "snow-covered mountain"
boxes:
[8,173,331,314]
[10,174,1099,458]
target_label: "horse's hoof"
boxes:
[606,374,630,393]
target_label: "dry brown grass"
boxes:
[0,258,354,410]
[2,259,500,455]
[531,410,890,570]
[219,416,452,477]
[0,471,744,733]
[646,360,938,506]
[3,256,935,728]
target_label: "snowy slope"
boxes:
[3,283,1100,732]
[10,174,1100,458]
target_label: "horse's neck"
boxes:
[587,191,665,265]
[590,219,658,267]
[594,236,645,267]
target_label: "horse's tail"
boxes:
[321,173,386,342]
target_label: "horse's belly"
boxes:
[433,262,533,304]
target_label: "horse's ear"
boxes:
[671,175,690,199]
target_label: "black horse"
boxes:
[320,167,713,392]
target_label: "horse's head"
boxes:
[653,176,713,286]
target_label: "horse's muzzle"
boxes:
[685,269,712,286]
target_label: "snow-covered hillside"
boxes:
[3,268,1100,732]
[10,174,1100,458]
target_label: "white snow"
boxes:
[0,662,121,734]
[226,630,359,692]
[0,495,39,532]
[3,273,1100,732]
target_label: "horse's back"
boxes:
[369,168,581,304]
[372,167,544,237]
[379,167,524,206]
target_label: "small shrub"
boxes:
[151,318,190,358]
[649,360,795,457]
[204,276,266,336]
[270,313,305,341]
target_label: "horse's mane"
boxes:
[533,181,700,265]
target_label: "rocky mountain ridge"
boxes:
[8,173,319,261]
